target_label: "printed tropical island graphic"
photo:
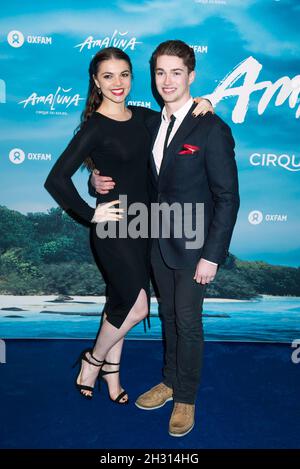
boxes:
[1,205,300,342]
[1,205,299,298]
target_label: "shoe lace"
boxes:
[175,403,193,416]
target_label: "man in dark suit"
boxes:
[91,40,239,437]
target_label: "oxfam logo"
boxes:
[0,79,6,104]
[248,210,263,225]
[7,31,25,48]
[9,148,25,164]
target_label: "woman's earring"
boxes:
[97,88,102,95]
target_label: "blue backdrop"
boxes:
[0,0,299,342]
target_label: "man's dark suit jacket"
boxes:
[147,102,240,269]
[88,103,240,270]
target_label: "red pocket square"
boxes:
[178,144,200,155]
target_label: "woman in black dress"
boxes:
[44,47,212,404]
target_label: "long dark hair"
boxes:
[80,47,133,170]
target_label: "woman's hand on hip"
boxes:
[91,169,115,195]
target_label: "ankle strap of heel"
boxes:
[82,349,104,367]
[100,360,121,375]
[90,352,104,365]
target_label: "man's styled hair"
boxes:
[151,40,196,73]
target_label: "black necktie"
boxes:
[162,114,176,161]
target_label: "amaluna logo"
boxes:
[209,56,300,122]
[18,87,84,111]
[75,30,142,52]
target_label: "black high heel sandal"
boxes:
[73,349,104,400]
[99,360,129,405]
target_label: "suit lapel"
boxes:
[149,114,161,181]
[158,103,199,183]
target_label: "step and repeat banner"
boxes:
[0,0,299,342]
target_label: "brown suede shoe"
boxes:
[168,403,195,437]
[135,383,173,410]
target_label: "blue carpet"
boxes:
[0,340,299,449]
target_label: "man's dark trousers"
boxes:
[151,239,207,404]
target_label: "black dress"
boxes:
[44,106,157,329]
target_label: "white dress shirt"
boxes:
[153,97,217,267]
[153,97,194,174]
